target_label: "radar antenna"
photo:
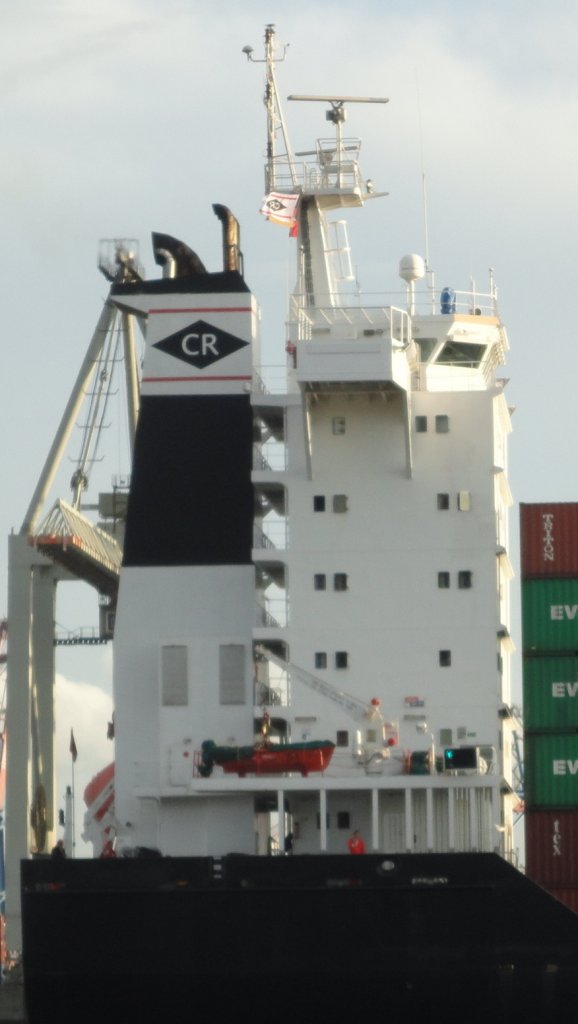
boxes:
[288,95,388,190]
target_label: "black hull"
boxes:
[22,853,578,1022]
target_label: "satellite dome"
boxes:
[399,254,425,283]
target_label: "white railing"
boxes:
[253,443,287,472]
[289,303,412,348]
[267,139,365,195]
[253,520,287,550]
[255,597,288,628]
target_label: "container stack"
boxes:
[521,502,578,912]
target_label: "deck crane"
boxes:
[254,644,399,773]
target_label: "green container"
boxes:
[522,579,578,653]
[525,734,578,808]
[524,657,578,731]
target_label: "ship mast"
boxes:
[243,24,297,194]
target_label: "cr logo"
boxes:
[181,333,219,357]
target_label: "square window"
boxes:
[458,571,472,589]
[336,730,349,747]
[332,416,346,435]
[437,493,450,510]
[313,495,326,512]
[435,415,449,433]
[334,573,348,591]
[336,811,351,830]
[314,574,327,591]
[439,650,451,667]
[333,494,348,513]
[335,651,349,669]
[315,652,327,669]
[438,572,450,588]
[415,415,428,433]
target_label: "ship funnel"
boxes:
[213,204,244,274]
[152,232,207,278]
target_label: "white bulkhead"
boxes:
[105,33,515,862]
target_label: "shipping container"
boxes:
[522,578,578,653]
[526,809,578,886]
[523,656,578,731]
[525,734,578,808]
[520,502,578,579]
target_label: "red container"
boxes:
[520,502,578,579]
[526,809,578,886]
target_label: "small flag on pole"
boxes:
[69,729,78,763]
[260,192,299,235]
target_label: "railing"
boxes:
[253,525,276,551]
[255,519,287,550]
[253,447,273,472]
[268,140,365,195]
[254,681,286,707]
[288,284,498,321]
[289,304,412,349]
[255,598,288,628]
[253,443,287,472]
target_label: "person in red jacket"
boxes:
[347,830,366,854]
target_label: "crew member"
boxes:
[347,830,365,854]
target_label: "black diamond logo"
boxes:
[153,319,249,369]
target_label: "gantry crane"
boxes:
[5,242,142,948]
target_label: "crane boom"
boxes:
[254,644,398,743]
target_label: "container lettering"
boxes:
[542,512,555,562]
[553,818,562,857]
[550,604,578,620]
[552,682,578,698]
[553,760,578,775]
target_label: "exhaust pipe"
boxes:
[212,204,243,274]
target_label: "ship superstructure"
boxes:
[106,25,516,862]
[21,28,578,1022]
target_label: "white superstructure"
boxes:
[109,26,515,863]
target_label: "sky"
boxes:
[2,0,578,849]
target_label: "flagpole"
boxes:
[71,753,75,858]
[69,729,78,857]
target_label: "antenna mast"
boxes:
[243,24,297,193]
